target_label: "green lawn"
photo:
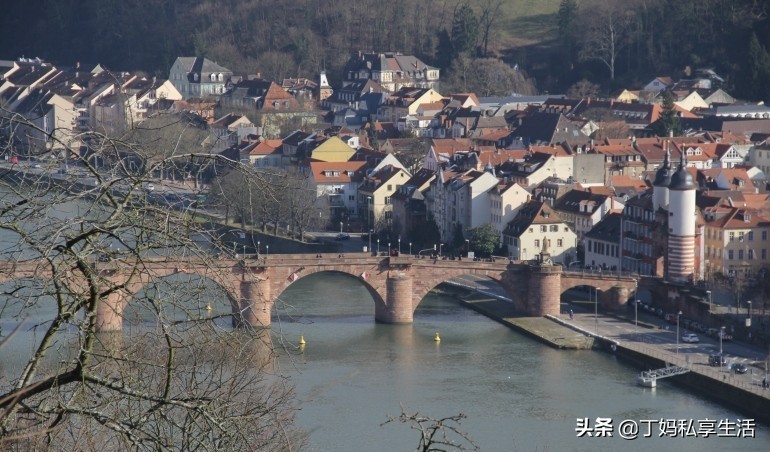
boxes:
[471,0,562,48]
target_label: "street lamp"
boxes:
[398,237,401,255]
[719,326,725,356]
[634,299,640,340]
[594,287,598,335]
[707,290,712,313]
[340,221,343,234]
[367,196,372,230]
[257,241,260,255]
[465,239,470,257]
[377,239,380,254]
[439,243,443,256]
[748,300,752,338]
[369,229,373,255]
[676,310,683,355]
[388,242,391,256]
[409,242,412,256]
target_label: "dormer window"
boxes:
[210,74,216,81]
[218,73,223,81]
[193,73,199,82]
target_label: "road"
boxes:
[447,274,770,389]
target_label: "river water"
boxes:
[272,272,769,451]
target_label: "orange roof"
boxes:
[248,140,283,156]
[309,161,367,183]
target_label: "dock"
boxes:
[636,365,690,387]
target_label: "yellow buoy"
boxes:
[299,335,306,345]
[434,332,441,342]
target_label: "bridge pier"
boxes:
[234,279,273,328]
[604,285,630,311]
[527,265,562,316]
[376,273,414,323]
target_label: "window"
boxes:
[557,239,563,247]
[749,249,754,260]
[748,231,754,241]
[534,239,540,248]
[540,225,547,233]
[763,249,767,260]
[387,185,392,191]
[729,232,735,242]
[738,250,744,260]
[349,195,355,201]
[550,225,558,232]
[763,231,768,241]
[728,250,734,260]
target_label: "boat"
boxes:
[636,371,657,388]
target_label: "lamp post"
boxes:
[409,242,412,256]
[707,290,712,313]
[377,239,380,255]
[398,237,401,255]
[367,196,372,230]
[719,326,725,356]
[439,243,443,256]
[340,221,343,234]
[257,241,260,255]
[369,229,373,255]
[634,299,640,340]
[266,244,269,258]
[388,242,391,256]
[465,239,470,257]
[594,287,598,335]
[676,310,682,355]
[748,300,752,338]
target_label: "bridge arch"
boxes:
[270,268,385,318]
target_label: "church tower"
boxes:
[318,70,332,102]
[666,150,697,281]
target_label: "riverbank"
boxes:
[442,284,770,425]
[437,284,594,350]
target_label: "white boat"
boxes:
[636,371,657,388]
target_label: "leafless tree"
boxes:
[577,0,637,81]
[0,109,305,450]
[478,0,505,57]
[381,406,479,451]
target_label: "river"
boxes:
[271,272,769,451]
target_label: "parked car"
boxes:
[335,233,350,241]
[708,354,726,366]
[681,333,700,343]
[732,363,748,374]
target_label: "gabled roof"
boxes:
[247,140,283,156]
[505,200,565,237]
[553,189,609,216]
[309,161,367,184]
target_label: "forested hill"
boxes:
[1,0,768,98]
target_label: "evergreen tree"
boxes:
[654,90,681,137]
[736,32,770,102]
[434,29,454,70]
[451,3,479,58]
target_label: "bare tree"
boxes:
[478,0,505,57]
[381,406,479,451]
[0,109,305,449]
[577,0,637,81]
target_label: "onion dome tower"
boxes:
[666,150,697,281]
[652,144,673,211]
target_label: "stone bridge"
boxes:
[0,252,640,332]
